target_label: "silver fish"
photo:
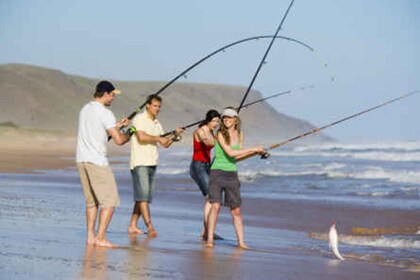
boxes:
[329,222,345,260]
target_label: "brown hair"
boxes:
[146,94,162,105]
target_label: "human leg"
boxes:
[191,161,213,239]
[135,166,157,237]
[202,200,212,239]
[86,205,98,245]
[83,164,120,247]
[128,168,145,234]
[190,161,210,197]
[206,202,221,247]
[206,170,224,246]
[230,207,247,249]
[140,201,157,237]
[96,207,118,248]
[78,163,100,245]
[222,171,245,247]
[128,201,144,234]
[203,200,224,240]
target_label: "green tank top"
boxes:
[211,141,240,172]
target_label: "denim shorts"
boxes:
[190,160,210,197]
[131,166,157,203]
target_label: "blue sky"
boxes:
[1,0,419,141]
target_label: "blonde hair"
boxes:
[218,107,241,145]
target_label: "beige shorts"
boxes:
[77,162,120,208]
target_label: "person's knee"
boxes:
[211,203,221,212]
[230,207,241,217]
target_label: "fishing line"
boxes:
[160,85,314,137]
[260,90,420,158]
[110,33,314,140]
[313,50,335,82]
[125,34,313,121]
[237,0,296,112]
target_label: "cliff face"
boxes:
[0,63,332,145]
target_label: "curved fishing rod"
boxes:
[161,85,314,137]
[237,0,296,112]
[126,34,313,121]
[260,90,419,158]
[111,34,314,141]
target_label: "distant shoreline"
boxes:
[0,127,76,173]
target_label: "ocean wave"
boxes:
[310,232,420,249]
[236,164,420,186]
[328,167,420,184]
[269,141,420,162]
[271,150,420,162]
[158,168,188,175]
[340,235,420,249]
[238,169,327,182]
[356,191,391,197]
[293,141,420,153]
[351,152,420,162]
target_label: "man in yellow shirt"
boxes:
[128,94,183,237]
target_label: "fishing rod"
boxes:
[259,90,420,158]
[125,34,313,121]
[161,85,314,137]
[237,0,296,112]
[111,33,314,140]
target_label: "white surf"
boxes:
[329,223,345,260]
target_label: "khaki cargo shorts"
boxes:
[77,162,120,208]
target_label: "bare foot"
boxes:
[205,243,214,248]
[147,228,158,238]
[86,237,96,246]
[202,234,208,241]
[237,243,249,249]
[95,239,119,248]
[128,226,145,235]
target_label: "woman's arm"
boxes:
[217,132,262,159]
[196,126,215,147]
[235,132,264,160]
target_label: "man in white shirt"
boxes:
[76,80,130,248]
[128,94,183,237]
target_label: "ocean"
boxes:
[0,140,419,277]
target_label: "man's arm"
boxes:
[107,117,131,145]
[159,127,184,148]
[135,130,170,146]
[108,127,131,145]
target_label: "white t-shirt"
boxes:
[76,101,117,166]
[130,111,164,169]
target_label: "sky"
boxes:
[1,0,419,141]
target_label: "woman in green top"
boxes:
[206,108,264,248]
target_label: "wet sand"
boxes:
[0,138,419,279]
[0,130,126,173]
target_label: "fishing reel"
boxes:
[260,151,270,159]
[171,133,182,142]
[123,126,137,136]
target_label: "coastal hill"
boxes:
[0,63,332,145]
